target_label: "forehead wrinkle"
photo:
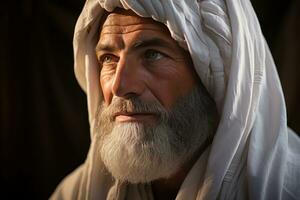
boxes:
[102,22,158,27]
[100,27,165,35]
[101,12,169,34]
[104,13,155,26]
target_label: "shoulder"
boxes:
[49,164,85,200]
[283,129,300,199]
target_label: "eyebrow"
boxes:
[95,41,124,52]
[132,38,174,51]
[95,38,174,53]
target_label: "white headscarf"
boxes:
[51,0,300,199]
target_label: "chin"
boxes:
[99,122,186,183]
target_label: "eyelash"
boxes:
[99,54,118,65]
[143,49,169,62]
[98,49,169,66]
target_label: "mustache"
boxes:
[99,97,168,122]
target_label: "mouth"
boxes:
[113,112,157,123]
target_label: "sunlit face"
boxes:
[94,9,216,184]
[96,9,198,124]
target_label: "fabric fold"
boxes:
[51,0,300,199]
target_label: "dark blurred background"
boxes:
[0,0,298,199]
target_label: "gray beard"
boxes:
[94,85,217,183]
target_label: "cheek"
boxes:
[100,72,113,105]
[149,69,197,109]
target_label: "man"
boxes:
[51,0,300,199]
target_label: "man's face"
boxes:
[94,9,216,183]
[96,10,198,119]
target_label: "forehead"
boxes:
[99,9,173,43]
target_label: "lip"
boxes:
[114,112,157,123]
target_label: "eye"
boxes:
[144,50,165,61]
[99,54,118,65]
[103,56,112,63]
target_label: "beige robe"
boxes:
[51,0,300,199]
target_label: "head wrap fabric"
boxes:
[51,0,300,199]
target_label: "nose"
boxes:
[111,55,145,98]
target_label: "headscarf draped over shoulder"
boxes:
[51,0,300,199]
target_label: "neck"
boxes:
[151,173,184,200]
[151,139,210,200]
